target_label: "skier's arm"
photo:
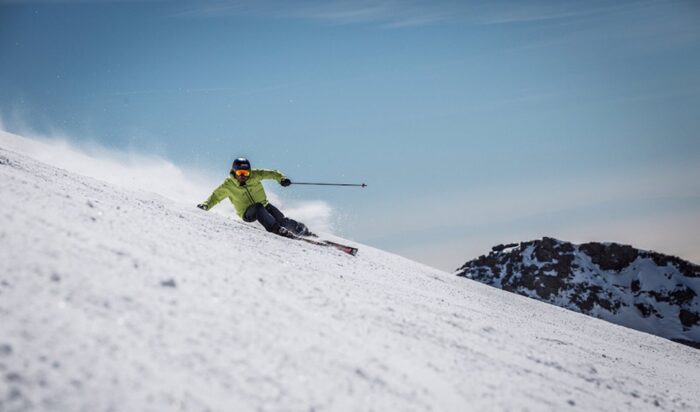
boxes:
[200,184,229,210]
[256,169,285,183]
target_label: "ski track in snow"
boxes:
[1,144,699,411]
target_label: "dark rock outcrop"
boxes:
[456,238,700,348]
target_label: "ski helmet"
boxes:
[231,157,251,171]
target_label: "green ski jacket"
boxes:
[201,169,286,218]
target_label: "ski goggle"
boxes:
[233,169,251,177]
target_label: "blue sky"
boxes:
[1,0,699,270]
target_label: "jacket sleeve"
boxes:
[202,184,230,209]
[256,169,285,183]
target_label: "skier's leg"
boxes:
[266,203,311,236]
[256,208,279,232]
[260,204,297,238]
[266,203,300,233]
[244,203,278,232]
[265,203,286,224]
[243,203,260,223]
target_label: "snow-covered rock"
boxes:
[456,237,700,348]
[2,138,700,411]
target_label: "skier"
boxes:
[197,157,305,238]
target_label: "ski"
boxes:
[297,237,358,256]
[320,240,358,256]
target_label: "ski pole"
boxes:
[291,182,367,188]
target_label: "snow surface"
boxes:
[1,137,700,411]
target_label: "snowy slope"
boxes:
[455,238,700,348]
[1,140,700,411]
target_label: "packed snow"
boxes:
[1,133,700,411]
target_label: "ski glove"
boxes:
[280,178,291,187]
[197,204,208,211]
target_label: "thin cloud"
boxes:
[469,1,652,25]
[172,0,647,28]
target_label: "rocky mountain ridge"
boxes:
[456,237,700,348]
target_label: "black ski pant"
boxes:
[243,203,286,232]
